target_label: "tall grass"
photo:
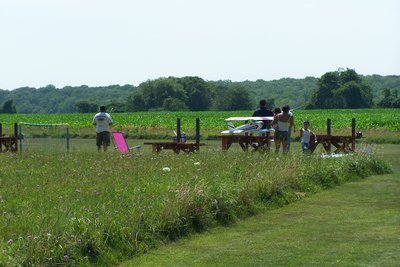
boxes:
[0,150,391,265]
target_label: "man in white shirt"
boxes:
[92,106,113,151]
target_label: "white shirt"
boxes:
[301,128,311,143]
[92,112,112,133]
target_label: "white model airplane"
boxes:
[221,117,275,134]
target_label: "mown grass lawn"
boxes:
[121,144,400,266]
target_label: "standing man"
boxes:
[92,105,113,152]
[252,100,274,149]
[252,99,274,130]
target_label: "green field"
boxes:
[1,109,399,134]
[124,145,400,266]
[0,143,391,265]
[0,109,398,265]
[1,109,398,144]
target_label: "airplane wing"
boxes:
[259,128,275,133]
[226,116,274,121]
[221,129,244,134]
[221,129,274,134]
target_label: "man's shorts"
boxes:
[277,131,289,141]
[96,131,111,146]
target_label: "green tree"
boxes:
[162,97,189,111]
[107,100,126,113]
[212,84,252,111]
[307,69,373,109]
[335,81,373,108]
[75,101,98,113]
[393,89,398,98]
[377,88,400,108]
[126,93,147,112]
[229,85,252,110]
[179,76,212,111]
[2,99,17,113]
[307,71,340,109]
[126,78,188,111]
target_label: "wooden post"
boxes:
[0,123,2,152]
[14,123,18,152]
[327,118,331,153]
[14,123,18,137]
[176,118,181,143]
[351,118,356,152]
[196,118,200,145]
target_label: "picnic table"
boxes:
[0,136,18,153]
[219,133,273,152]
[144,142,205,153]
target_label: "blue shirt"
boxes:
[252,107,274,129]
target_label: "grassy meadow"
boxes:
[0,109,398,265]
[124,145,400,266]
[0,147,391,266]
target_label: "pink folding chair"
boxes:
[112,131,140,155]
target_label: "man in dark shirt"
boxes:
[252,99,274,129]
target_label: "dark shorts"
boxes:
[277,131,289,141]
[96,131,111,146]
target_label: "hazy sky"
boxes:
[0,0,399,90]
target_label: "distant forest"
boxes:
[0,73,399,114]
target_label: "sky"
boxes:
[0,0,399,90]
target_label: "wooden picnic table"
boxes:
[219,133,273,152]
[144,142,205,153]
[310,132,362,154]
[0,136,18,153]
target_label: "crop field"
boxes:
[0,109,399,135]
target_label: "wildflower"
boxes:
[162,167,171,172]
[7,239,13,245]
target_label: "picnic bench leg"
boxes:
[171,144,180,154]
[222,137,229,151]
[222,136,233,151]
[152,144,162,153]
[238,137,249,152]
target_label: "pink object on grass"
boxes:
[112,132,129,154]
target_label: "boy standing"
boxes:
[300,120,314,154]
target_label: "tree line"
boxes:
[0,71,399,114]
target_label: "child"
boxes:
[300,120,314,154]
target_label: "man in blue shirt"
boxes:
[252,99,274,130]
